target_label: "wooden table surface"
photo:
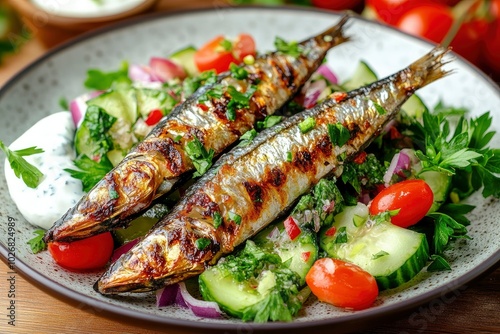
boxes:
[1,0,499,333]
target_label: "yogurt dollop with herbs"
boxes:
[31,0,146,19]
[4,112,84,230]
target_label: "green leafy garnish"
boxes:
[238,129,258,147]
[183,70,217,97]
[373,102,386,115]
[230,63,248,80]
[228,211,242,225]
[219,39,233,51]
[59,97,69,110]
[298,117,316,133]
[334,226,348,244]
[0,140,44,188]
[109,188,119,199]
[185,137,215,177]
[64,154,113,192]
[256,115,283,130]
[287,151,293,162]
[226,85,257,121]
[427,254,452,272]
[327,123,350,147]
[213,212,223,229]
[195,238,211,250]
[84,61,131,90]
[83,105,117,156]
[274,37,303,58]
[27,229,46,254]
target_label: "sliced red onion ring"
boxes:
[129,64,154,82]
[156,284,179,307]
[267,226,280,240]
[175,282,223,318]
[110,238,140,263]
[383,151,411,185]
[316,64,338,84]
[69,91,102,127]
[322,199,336,213]
[149,57,186,82]
[303,80,327,108]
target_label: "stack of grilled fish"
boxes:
[43,15,451,295]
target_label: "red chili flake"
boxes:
[301,251,311,262]
[325,226,336,236]
[353,151,367,164]
[389,126,403,140]
[331,92,348,103]
[197,103,209,111]
[284,216,301,241]
[145,109,164,126]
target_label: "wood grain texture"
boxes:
[0,0,499,333]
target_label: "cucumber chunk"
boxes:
[136,87,177,117]
[87,89,138,124]
[402,94,428,119]
[320,204,429,290]
[169,46,198,77]
[342,61,378,91]
[419,170,452,213]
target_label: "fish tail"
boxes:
[403,46,452,91]
[306,14,351,48]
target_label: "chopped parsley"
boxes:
[173,135,182,143]
[185,137,215,177]
[298,117,316,133]
[27,229,46,254]
[59,97,69,110]
[334,226,348,244]
[228,211,242,225]
[109,188,119,200]
[219,39,233,51]
[213,212,223,229]
[84,61,131,90]
[195,238,211,250]
[230,63,249,80]
[0,140,44,189]
[327,123,350,147]
[256,115,283,130]
[274,37,303,58]
[64,154,113,192]
[183,70,217,97]
[83,105,117,156]
[373,101,387,115]
[226,85,256,121]
[237,129,258,147]
[287,151,293,162]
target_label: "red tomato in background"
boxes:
[481,0,500,76]
[306,258,378,310]
[194,34,256,74]
[396,4,453,43]
[367,0,459,25]
[451,18,489,65]
[312,0,363,11]
[369,179,433,228]
[48,232,114,271]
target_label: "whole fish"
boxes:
[44,16,351,243]
[95,47,451,294]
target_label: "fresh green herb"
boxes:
[183,70,217,97]
[185,137,215,177]
[298,117,316,133]
[228,211,242,225]
[353,214,366,227]
[427,254,452,272]
[84,61,131,90]
[230,63,248,80]
[274,37,303,58]
[373,102,386,115]
[64,154,113,192]
[428,212,470,256]
[199,85,224,102]
[285,100,305,115]
[372,211,392,225]
[256,115,283,130]
[82,105,117,156]
[109,189,119,200]
[173,135,182,143]
[334,226,348,244]
[219,39,233,51]
[0,140,44,188]
[195,238,211,250]
[372,250,389,260]
[59,97,69,110]
[287,151,293,162]
[237,129,258,147]
[27,229,46,254]
[226,85,256,121]
[213,212,223,229]
[327,123,350,146]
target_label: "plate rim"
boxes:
[1,5,499,332]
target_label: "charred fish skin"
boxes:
[44,16,351,243]
[95,47,451,295]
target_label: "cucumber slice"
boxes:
[419,170,452,213]
[253,221,318,284]
[136,88,177,117]
[87,89,138,124]
[320,204,429,290]
[169,46,198,77]
[402,94,428,119]
[342,61,378,91]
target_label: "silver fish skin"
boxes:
[95,47,451,294]
[44,16,351,243]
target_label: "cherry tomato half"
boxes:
[48,232,114,271]
[396,4,453,44]
[306,258,378,310]
[194,34,256,74]
[369,179,433,228]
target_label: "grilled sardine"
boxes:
[45,16,351,243]
[96,47,451,294]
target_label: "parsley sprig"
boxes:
[0,140,44,188]
[27,229,46,254]
[185,137,215,177]
[274,37,303,58]
[64,155,113,192]
[226,85,256,121]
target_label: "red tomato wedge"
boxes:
[48,232,114,271]
[284,216,301,241]
[306,258,378,310]
[194,34,256,74]
[369,179,433,228]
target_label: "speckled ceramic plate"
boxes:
[0,6,499,333]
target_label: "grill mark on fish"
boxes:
[95,46,451,294]
[45,17,351,243]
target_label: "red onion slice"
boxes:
[303,80,327,108]
[110,238,140,263]
[383,151,411,185]
[69,91,102,127]
[175,282,223,318]
[129,64,154,82]
[149,57,186,82]
[156,284,179,307]
[316,64,338,84]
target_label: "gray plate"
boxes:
[0,6,499,333]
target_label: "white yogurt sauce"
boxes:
[31,0,146,19]
[4,112,84,230]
